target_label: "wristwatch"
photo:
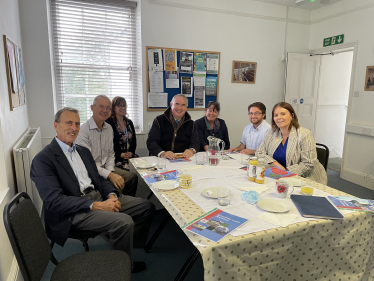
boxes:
[190,148,196,154]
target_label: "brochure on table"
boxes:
[142,170,178,184]
[264,166,296,179]
[182,208,248,242]
[328,196,374,213]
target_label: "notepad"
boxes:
[291,195,344,220]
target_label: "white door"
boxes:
[285,53,321,135]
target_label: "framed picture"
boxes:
[3,35,26,110]
[364,66,374,91]
[232,61,257,84]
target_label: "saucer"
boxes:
[201,187,219,198]
[153,180,178,190]
[257,199,291,213]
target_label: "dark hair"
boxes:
[206,101,220,113]
[248,102,266,119]
[110,96,128,122]
[55,107,79,123]
[271,102,299,132]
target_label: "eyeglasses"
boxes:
[98,105,112,111]
[116,105,126,109]
[249,112,262,116]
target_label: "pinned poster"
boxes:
[165,69,179,88]
[148,49,163,70]
[164,49,177,71]
[206,77,217,96]
[149,70,164,93]
[148,92,168,107]
[207,53,219,74]
[181,76,193,97]
[194,53,206,72]
[180,52,193,73]
[194,86,205,108]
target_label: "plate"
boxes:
[201,187,219,198]
[257,199,291,213]
[136,162,154,169]
[153,180,178,190]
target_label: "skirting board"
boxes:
[7,257,20,281]
[341,167,374,191]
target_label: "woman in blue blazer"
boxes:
[195,101,230,151]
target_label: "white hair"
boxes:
[171,94,188,107]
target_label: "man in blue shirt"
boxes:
[31,107,154,273]
[229,102,271,155]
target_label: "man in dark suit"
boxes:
[31,107,154,273]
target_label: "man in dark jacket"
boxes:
[30,107,154,273]
[147,94,199,159]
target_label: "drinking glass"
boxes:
[195,153,206,165]
[300,182,314,196]
[157,158,167,171]
[217,188,231,206]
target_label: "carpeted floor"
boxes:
[328,157,342,172]
[41,168,374,280]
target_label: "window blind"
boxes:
[50,0,142,130]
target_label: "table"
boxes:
[131,156,374,281]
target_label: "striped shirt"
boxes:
[75,116,115,179]
[240,120,271,150]
[55,137,94,193]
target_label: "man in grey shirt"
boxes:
[76,95,138,196]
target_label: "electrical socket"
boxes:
[354,91,359,97]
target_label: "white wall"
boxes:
[310,0,374,189]
[0,0,30,278]
[314,51,353,158]
[17,0,311,153]
[141,0,311,148]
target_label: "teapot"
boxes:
[206,136,225,166]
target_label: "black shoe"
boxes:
[132,261,147,273]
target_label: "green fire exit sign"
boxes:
[323,34,344,47]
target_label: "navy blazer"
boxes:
[30,138,118,246]
[195,117,230,151]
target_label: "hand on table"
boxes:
[271,161,286,170]
[240,149,255,155]
[161,151,176,159]
[183,149,194,158]
[228,147,239,152]
[108,172,125,190]
[92,198,121,212]
[121,152,133,159]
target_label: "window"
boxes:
[50,0,142,131]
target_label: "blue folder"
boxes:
[291,194,344,220]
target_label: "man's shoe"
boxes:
[132,261,147,273]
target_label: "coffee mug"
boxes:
[275,180,294,198]
[176,170,192,189]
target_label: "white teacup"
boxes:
[275,180,294,198]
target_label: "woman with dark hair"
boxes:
[256,102,327,184]
[106,96,137,171]
[195,101,230,151]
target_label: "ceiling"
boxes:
[252,0,342,11]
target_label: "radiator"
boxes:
[13,127,43,214]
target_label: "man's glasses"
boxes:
[248,112,262,116]
[98,105,112,111]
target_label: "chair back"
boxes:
[316,143,329,171]
[3,192,52,281]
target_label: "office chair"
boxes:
[4,192,131,281]
[316,143,329,171]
